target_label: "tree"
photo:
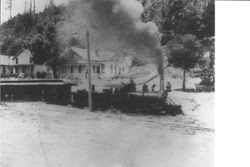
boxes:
[200,0,215,38]
[142,0,204,45]
[141,0,214,90]
[197,37,215,87]
[28,34,53,64]
[168,34,202,90]
[0,5,65,64]
[161,0,203,45]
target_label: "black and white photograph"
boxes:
[0,0,215,167]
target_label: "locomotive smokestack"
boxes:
[59,0,165,88]
[154,48,164,91]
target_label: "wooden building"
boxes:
[0,49,34,78]
[0,54,15,77]
[56,47,132,79]
[0,79,74,105]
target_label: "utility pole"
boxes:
[0,0,2,25]
[160,54,165,92]
[24,0,27,13]
[0,41,2,103]
[0,0,2,24]
[5,0,14,19]
[86,31,93,112]
[33,0,35,13]
[29,0,32,14]
[0,0,2,101]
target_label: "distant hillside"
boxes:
[0,0,213,65]
[0,5,67,64]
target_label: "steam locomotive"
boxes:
[72,83,182,116]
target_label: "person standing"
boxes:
[166,82,172,92]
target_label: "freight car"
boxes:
[0,79,74,105]
[72,83,182,115]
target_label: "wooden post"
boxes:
[0,67,1,103]
[86,30,92,112]
[160,53,165,92]
[0,41,2,102]
[0,0,2,25]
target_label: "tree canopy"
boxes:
[0,5,66,64]
[142,0,214,44]
[168,34,202,90]
[0,0,214,69]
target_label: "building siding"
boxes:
[56,47,132,79]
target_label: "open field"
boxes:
[0,91,214,167]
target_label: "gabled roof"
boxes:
[13,49,32,60]
[0,55,15,65]
[69,47,116,62]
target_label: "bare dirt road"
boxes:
[0,92,214,167]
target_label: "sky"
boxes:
[0,0,69,24]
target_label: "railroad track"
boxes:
[143,119,215,133]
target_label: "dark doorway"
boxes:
[97,66,100,74]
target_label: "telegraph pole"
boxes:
[0,0,2,24]
[33,0,36,13]
[24,0,28,13]
[86,31,92,112]
[0,42,2,103]
[30,0,32,14]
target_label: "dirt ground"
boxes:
[0,91,214,167]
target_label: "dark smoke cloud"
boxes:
[61,0,164,74]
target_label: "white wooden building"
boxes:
[56,47,132,79]
[0,49,34,77]
[0,55,15,77]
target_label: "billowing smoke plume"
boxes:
[61,0,164,78]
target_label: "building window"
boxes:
[63,65,66,73]
[93,65,96,73]
[101,64,105,73]
[119,68,121,75]
[15,67,18,73]
[79,65,82,73]
[3,67,6,75]
[96,66,100,74]
[16,58,18,64]
[115,65,117,74]
[10,67,13,74]
[110,65,113,74]
[71,65,74,73]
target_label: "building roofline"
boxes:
[12,49,33,60]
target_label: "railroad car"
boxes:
[72,83,182,115]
